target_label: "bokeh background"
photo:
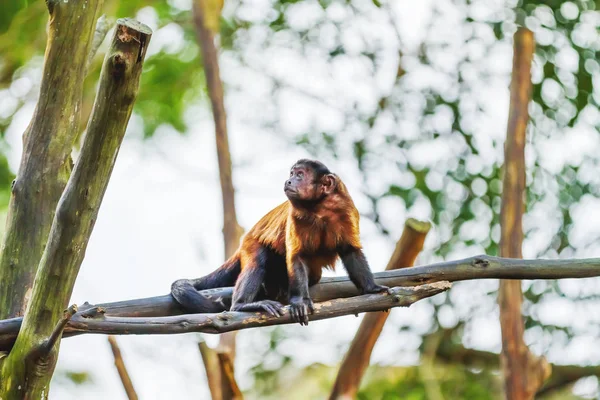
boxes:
[1,0,600,398]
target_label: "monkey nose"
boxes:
[285,180,292,186]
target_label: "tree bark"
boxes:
[330,218,430,399]
[2,255,600,349]
[431,328,600,398]
[498,27,550,400]
[55,283,452,336]
[0,18,151,399]
[216,352,243,400]
[108,336,139,400]
[0,0,104,321]
[199,342,224,400]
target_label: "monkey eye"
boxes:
[297,171,304,179]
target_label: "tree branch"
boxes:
[3,255,600,349]
[51,284,450,337]
[216,351,243,400]
[108,336,138,400]
[192,0,243,395]
[86,14,112,73]
[34,305,78,358]
[432,329,600,398]
[199,342,224,400]
[330,218,430,399]
[498,27,550,399]
[0,0,104,322]
[1,18,152,398]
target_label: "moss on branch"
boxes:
[0,17,151,399]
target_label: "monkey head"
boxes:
[284,159,338,204]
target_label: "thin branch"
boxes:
[36,305,78,357]
[86,14,112,73]
[216,351,243,400]
[108,336,139,400]
[199,342,224,400]
[498,27,550,399]
[432,329,600,398]
[3,255,600,349]
[330,218,430,399]
[60,283,451,336]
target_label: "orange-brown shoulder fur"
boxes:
[240,177,361,282]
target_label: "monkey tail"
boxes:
[171,253,241,313]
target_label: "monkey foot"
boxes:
[289,296,314,326]
[231,300,285,317]
[363,284,391,295]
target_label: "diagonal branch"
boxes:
[108,336,139,400]
[33,305,78,358]
[216,351,243,400]
[86,14,113,73]
[199,342,224,400]
[330,218,430,399]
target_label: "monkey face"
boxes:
[284,161,338,203]
[284,166,318,201]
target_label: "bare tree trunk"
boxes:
[330,219,430,399]
[0,0,104,322]
[498,27,550,400]
[108,336,139,400]
[0,18,151,399]
[192,0,244,398]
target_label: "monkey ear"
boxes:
[322,174,338,194]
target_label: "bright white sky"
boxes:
[2,0,600,398]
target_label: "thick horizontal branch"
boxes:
[77,255,600,318]
[64,283,450,336]
[0,284,449,349]
[2,254,600,349]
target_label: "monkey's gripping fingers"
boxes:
[289,296,314,326]
[231,300,285,317]
[363,284,392,295]
[259,300,285,317]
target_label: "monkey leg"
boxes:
[230,300,284,317]
[230,247,285,317]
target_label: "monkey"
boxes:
[171,159,388,325]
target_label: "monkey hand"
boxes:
[363,284,392,295]
[289,296,314,326]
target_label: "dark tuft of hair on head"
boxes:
[293,159,332,178]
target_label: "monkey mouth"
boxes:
[284,187,298,196]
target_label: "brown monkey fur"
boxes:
[171,159,387,325]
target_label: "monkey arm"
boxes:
[287,256,314,326]
[339,247,389,294]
